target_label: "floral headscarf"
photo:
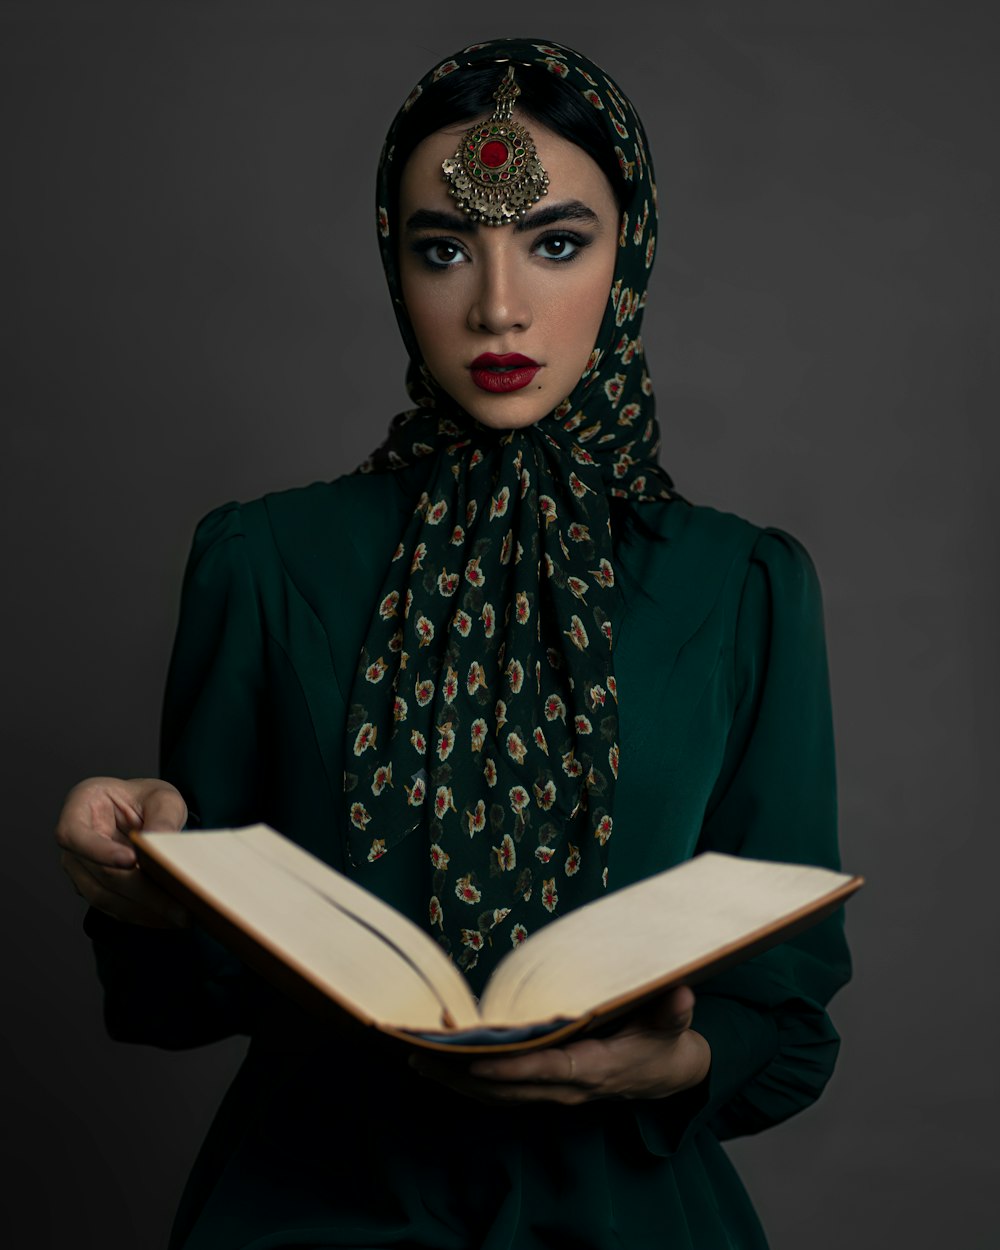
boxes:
[345,38,672,995]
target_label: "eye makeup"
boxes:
[408,227,594,271]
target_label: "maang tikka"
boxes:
[442,65,549,226]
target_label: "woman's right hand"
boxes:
[56,777,191,928]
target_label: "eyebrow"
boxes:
[404,200,601,235]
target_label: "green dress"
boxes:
[85,468,850,1250]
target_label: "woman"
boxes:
[57,38,850,1250]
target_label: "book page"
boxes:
[140,827,480,1031]
[232,826,480,1027]
[479,853,855,1026]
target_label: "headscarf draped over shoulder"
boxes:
[345,38,672,995]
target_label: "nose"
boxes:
[466,254,532,335]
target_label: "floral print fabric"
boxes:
[345,39,672,994]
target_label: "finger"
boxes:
[410,1058,589,1105]
[55,780,142,866]
[646,985,696,1034]
[467,1044,590,1086]
[408,1056,497,1104]
[62,854,166,926]
[456,1079,589,1105]
[56,778,187,868]
[136,785,187,833]
[62,853,190,928]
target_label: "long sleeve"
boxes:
[84,503,266,1049]
[77,494,849,1250]
[637,527,851,1153]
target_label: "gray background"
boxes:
[2,0,997,1245]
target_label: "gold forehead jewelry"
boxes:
[441,65,549,226]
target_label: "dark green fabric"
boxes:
[85,472,850,1249]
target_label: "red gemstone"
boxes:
[480,139,510,168]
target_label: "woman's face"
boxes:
[398,115,619,430]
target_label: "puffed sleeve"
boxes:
[83,503,266,1049]
[637,528,851,1153]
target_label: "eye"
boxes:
[412,238,467,269]
[532,231,590,262]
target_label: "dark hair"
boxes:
[387,62,632,221]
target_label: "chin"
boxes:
[451,385,555,432]
[469,408,550,431]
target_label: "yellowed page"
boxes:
[141,826,480,1030]
[479,853,855,1026]
[232,826,480,1026]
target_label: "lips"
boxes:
[469,353,542,394]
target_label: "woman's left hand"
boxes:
[410,985,711,1105]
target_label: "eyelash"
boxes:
[411,230,592,271]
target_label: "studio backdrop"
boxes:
[2,2,996,1247]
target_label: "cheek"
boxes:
[582,274,612,336]
[400,281,441,363]
[591,242,618,324]
[400,268,464,367]
[554,257,615,359]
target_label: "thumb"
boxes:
[139,785,188,833]
[648,985,696,1034]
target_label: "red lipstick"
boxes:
[469,353,541,394]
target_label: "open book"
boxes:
[131,825,862,1054]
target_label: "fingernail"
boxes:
[113,851,136,867]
